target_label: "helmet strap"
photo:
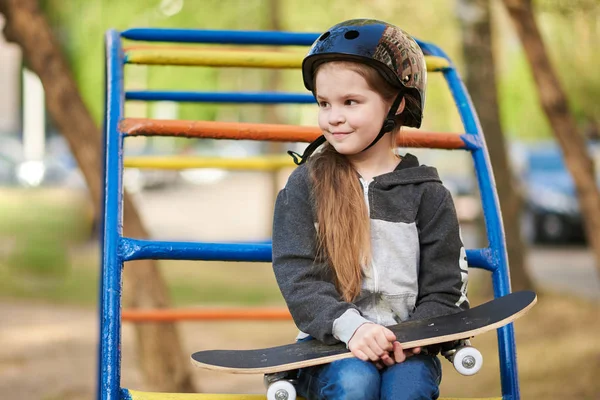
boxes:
[288,135,327,165]
[362,93,404,152]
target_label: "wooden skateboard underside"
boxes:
[191,290,536,374]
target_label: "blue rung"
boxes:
[119,237,495,271]
[125,91,315,104]
[121,28,318,46]
[119,238,272,262]
[120,28,441,58]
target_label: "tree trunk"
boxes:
[502,0,600,276]
[264,0,284,236]
[457,0,534,292]
[0,0,196,393]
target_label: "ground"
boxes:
[0,176,599,400]
[1,290,598,400]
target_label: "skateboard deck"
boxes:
[191,290,536,374]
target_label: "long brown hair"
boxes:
[309,61,419,302]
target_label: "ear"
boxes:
[395,97,406,116]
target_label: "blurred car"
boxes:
[0,135,86,189]
[518,141,600,244]
[0,152,19,186]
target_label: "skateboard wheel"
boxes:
[267,380,296,400]
[453,346,483,376]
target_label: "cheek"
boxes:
[347,110,372,129]
[317,110,328,128]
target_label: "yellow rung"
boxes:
[124,390,500,400]
[123,155,294,171]
[125,391,267,399]
[124,48,450,71]
[125,49,303,68]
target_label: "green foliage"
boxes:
[0,188,93,293]
[7,237,70,278]
[38,0,598,141]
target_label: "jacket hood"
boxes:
[374,153,442,188]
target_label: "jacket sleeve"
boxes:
[408,183,469,321]
[272,167,369,345]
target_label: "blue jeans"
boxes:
[295,354,442,400]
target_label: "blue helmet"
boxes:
[302,19,427,128]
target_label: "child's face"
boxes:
[315,63,390,159]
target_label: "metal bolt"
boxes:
[275,389,289,400]
[462,355,476,369]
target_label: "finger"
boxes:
[374,361,385,370]
[374,330,394,353]
[382,327,397,343]
[352,341,381,361]
[403,346,421,359]
[363,346,380,362]
[381,353,395,367]
[393,341,406,363]
[349,346,371,362]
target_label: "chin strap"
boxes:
[288,93,404,166]
[288,135,327,165]
[362,93,404,152]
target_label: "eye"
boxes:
[318,101,329,108]
[345,99,358,105]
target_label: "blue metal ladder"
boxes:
[101,27,517,400]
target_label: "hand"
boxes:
[348,323,395,364]
[373,343,422,369]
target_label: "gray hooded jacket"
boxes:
[272,154,469,345]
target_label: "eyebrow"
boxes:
[316,93,366,101]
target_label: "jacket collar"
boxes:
[375,153,442,188]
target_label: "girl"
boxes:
[272,19,469,400]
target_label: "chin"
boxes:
[329,143,361,155]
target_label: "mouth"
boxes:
[330,131,352,138]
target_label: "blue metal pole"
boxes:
[422,42,518,399]
[99,29,125,400]
[121,28,432,52]
[121,28,318,45]
[125,91,315,104]
[96,32,110,400]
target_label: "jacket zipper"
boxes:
[360,178,380,325]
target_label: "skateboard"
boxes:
[191,290,536,400]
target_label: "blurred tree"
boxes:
[534,0,600,130]
[496,0,600,140]
[0,0,196,393]
[20,0,595,144]
[502,0,600,275]
[457,0,533,292]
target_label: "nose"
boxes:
[328,106,345,125]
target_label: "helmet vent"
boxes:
[319,31,331,41]
[344,30,360,40]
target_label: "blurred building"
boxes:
[0,15,21,136]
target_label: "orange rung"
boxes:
[119,118,467,149]
[122,307,293,322]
